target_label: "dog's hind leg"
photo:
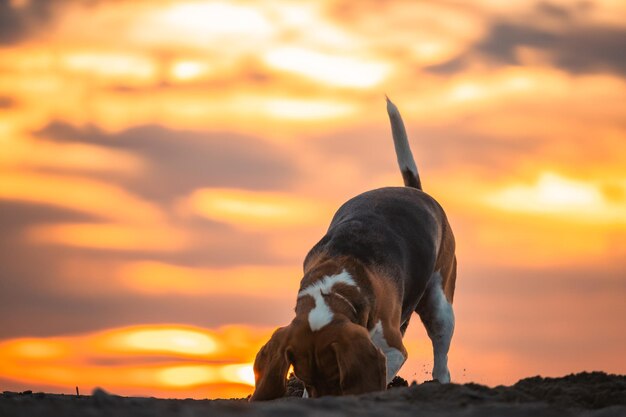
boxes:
[416,270,455,383]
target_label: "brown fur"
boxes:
[251,255,409,401]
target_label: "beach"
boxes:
[2,372,624,417]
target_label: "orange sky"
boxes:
[0,0,625,399]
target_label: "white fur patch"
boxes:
[425,271,455,383]
[306,292,333,331]
[298,270,357,331]
[386,98,419,177]
[369,320,406,384]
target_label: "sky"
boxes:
[0,0,625,399]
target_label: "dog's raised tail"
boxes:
[386,97,421,190]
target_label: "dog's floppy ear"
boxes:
[331,323,386,395]
[249,326,292,401]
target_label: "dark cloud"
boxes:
[0,200,295,338]
[0,232,291,340]
[36,122,299,203]
[0,122,301,338]
[425,1,626,76]
[535,1,572,20]
[0,198,287,269]
[424,56,468,75]
[477,23,626,75]
[0,96,16,108]
[477,24,556,64]
[0,287,292,338]
[0,0,53,45]
[0,201,96,233]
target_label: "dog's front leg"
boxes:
[369,320,408,384]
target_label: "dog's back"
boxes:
[303,99,455,320]
[305,187,453,322]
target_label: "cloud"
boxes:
[36,122,300,203]
[1,0,624,395]
[0,0,53,45]
[0,199,297,339]
[0,172,165,224]
[477,23,626,75]
[0,243,294,341]
[0,96,16,108]
[424,1,626,76]
[0,195,289,270]
[424,56,468,75]
[0,200,96,233]
[535,1,572,20]
[0,284,291,339]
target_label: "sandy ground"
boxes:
[1,372,624,417]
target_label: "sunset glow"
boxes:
[264,47,390,88]
[112,328,218,356]
[486,172,626,224]
[0,326,265,397]
[0,0,624,400]
[187,188,329,229]
[116,262,299,296]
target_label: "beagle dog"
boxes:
[250,98,457,400]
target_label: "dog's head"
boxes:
[249,318,386,400]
